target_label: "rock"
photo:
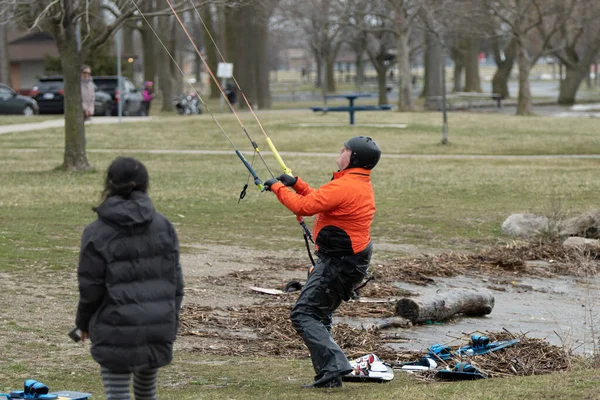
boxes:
[502,213,549,237]
[559,210,600,238]
[561,236,600,251]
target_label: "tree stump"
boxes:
[395,288,495,324]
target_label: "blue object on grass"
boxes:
[455,335,519,357]
[435,362,488,381]
[50,392,92,400]
[427,344,454,361]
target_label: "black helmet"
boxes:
[344,136,381,170]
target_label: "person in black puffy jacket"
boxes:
[75,156,184,400]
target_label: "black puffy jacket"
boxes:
[75,191,184,372]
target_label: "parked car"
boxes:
[93,76,144,116]
[31,76,113,116]
[0,83,39,116]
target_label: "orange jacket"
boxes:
[271,168,375,256]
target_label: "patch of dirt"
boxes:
[176,240,599,378]
[0,240,597,384]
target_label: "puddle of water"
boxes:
[335,274,599,354]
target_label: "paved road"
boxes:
[0,116,151,135]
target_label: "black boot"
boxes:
[302,369,351,389]
[302,375,342,389]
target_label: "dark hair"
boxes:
[100,157,149,201]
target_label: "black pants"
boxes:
[142,101,151,116]
[290,243,372,380]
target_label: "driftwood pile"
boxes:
[375,240,593,285]
[408,330,572,381]
[180,303,574,378]
[180,303,399,360]
[472,331,572,377]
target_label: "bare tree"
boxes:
[0,0,195,170]
[486,0,574,115]
[491,36,517,99]
[200,4,220,99]
[138,1,157,85]
[388,0,420,111]
[0,23,9,85]
[349,0,396,105]
[157,14,175,111]
[553,0,600,105]
[281,0,349,93]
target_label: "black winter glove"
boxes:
[277,174,298,187]
[263,178,279,191]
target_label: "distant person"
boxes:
[142,81,155,116]
[75,156,184,400]
[81,65,95,122]
[225,83,237,110]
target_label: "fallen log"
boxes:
[395,288,494,324]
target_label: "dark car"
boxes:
[93,76,144,116]
[0,83,39,116]
[31,76,113,116]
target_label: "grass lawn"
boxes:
[1,110,599,398]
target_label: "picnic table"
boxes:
[310,93,392,125]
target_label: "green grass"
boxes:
[1,110,600,398]
[2,111,600,155]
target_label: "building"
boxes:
[7,30,59,93]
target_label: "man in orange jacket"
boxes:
[264,136,381,388]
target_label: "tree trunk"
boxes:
[516,40,533,116]
[192,10,203,86]
[140,1,156,85]
[224,5,237,61]
[450,40,465,92]
[0,24,9,85]
[556,42,600,105]
[395,289,495,324]
[453,65,463,92]
[255,8,271,109]
[326,53,336,93]
[464,38,482,92]
[355,56,365,87]
[56,24,88,170]
[423,31,443,110]
[558,66,588,105]
[235,4,257,107]
[492,39,516,99]
[314,49,323,88]
[123,25,134,56]
[376,66,388,105]
[396,29,412,111]
[202,5,220,99]
[158,16,173,111]
[171,18,183,96]
[141,28,156,84]
[451,45,464,92]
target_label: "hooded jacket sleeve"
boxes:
[75,226,106,332]
[169,222,185,316]
[271,179,345,216]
